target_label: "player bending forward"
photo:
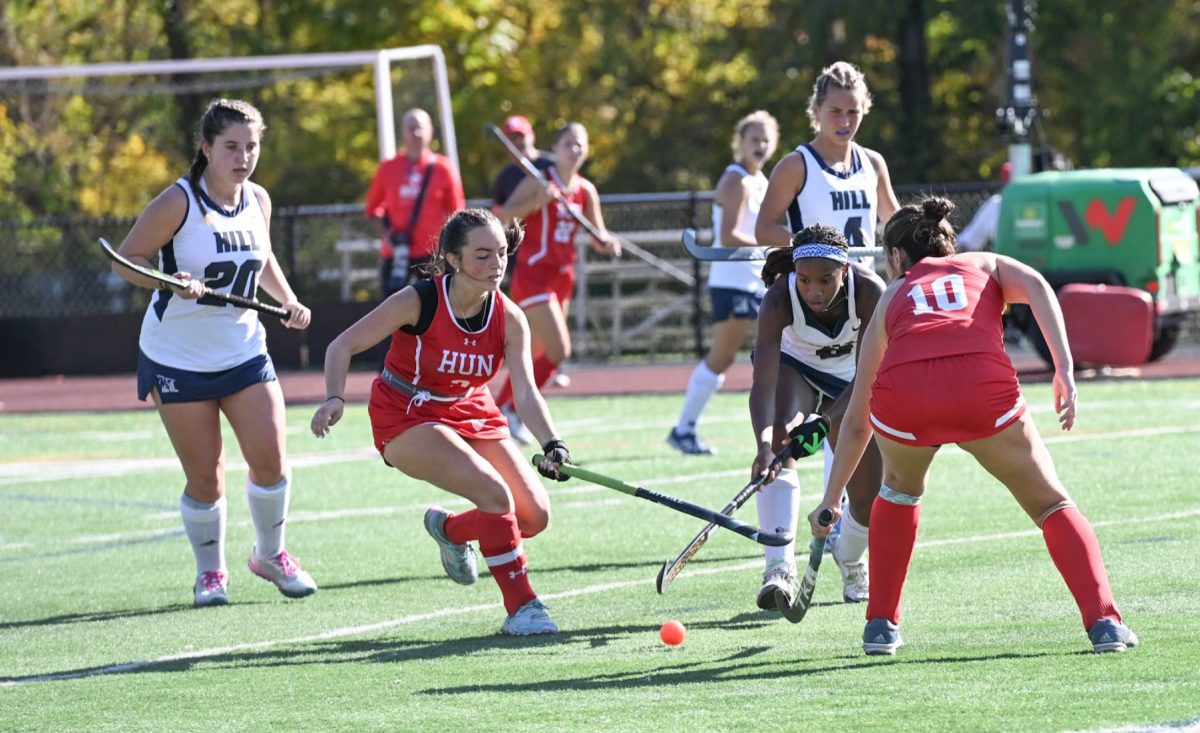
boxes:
[312,208,572,636]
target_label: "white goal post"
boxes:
[0,46,457,170]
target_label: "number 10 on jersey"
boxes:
[906,274,968,314]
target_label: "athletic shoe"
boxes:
[863,618,904,656]
[248,548,318,599]
[666,428,715,456]
[837,558,870,603]
[193,570,229,607]
[501,404,533,446]
[500,598,558,636]
[1088,618,1139,653]
[423,507,478,585]
[756,561,797,611]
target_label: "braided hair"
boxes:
[806,61,872,133]
[423,208,523,277]
[761,223,850,286]
[882,196,958,268]
[186,98,266,224]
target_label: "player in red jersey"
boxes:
[492,122,621,443]
[808,196,1138,655]
[311,208,571,636]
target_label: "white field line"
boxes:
[4,505,1199,687]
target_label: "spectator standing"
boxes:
[365,108,465,298]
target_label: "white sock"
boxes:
[833,505,869,567]
[675,361,724,434]
[180,494,226,575]
[757,468,799,571]
[246,473,291,559]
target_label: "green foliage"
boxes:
[1,0,1198,221]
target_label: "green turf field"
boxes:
[2,379,1199,732]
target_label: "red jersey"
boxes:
[878,257,1007,373]
[517,166,589,270]
[370,276,509,451]
[364,152,465,260]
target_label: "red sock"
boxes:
[532,355,559,390]
[476,510,536,616]
[865,491,920,625]
[443,509,481,545]
[1041,505,1120,630]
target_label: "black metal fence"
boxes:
[0,183,997,374]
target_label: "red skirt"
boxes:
[509,263,575,310]
[368,377,509,454]
[868,352,1026,446]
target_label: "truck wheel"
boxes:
[1148,323,1181,362]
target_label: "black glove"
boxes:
[389,230,410,248]
[538,438,572,482]
[788,415,831,459]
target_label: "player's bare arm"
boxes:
[714,169,758,248]
[496,175,552,223]
[114,186,204,299]
[812,284,894,534]
[748,281,791,477]
[864,147,900,226]
[311,286,422,437]
[755,151,807,247]
[503,302,561,447]
[582,181,620,256]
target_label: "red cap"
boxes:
[502,115,533,136]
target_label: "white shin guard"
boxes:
[675,361,724,433]
[180,493,227,575]
[757,468,799,570]
[833,505,870,567]
[246,473,291,559]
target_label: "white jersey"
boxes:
[707,163,768,294]
[788,143,879,250]
[139,177,271,371]
[780,268,861,387]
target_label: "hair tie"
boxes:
[792,243,849,264]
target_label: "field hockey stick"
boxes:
[777,508,835,623]
[99,238,290,319]
[531,455,794,547]
[681,227,885,262]
[655,445,792,594]
[485,124,695,285]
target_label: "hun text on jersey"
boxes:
[438,350,496,377]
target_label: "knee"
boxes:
[184,474,224,503]
[519,505,551,538]
[544,342,568,364]
[474,481,516,515]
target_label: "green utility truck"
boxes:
[994,167,1200,363]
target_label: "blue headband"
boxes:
[791,243,849,264]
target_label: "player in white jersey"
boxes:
[112,99,317,608]
[747,224,885,614]
[751,61,901,609]
[668,111,779,455]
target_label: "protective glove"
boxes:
[538,438,572,482]
[788,415,831,459]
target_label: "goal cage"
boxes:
[0,47,454,316]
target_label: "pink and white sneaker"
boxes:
[193,570,229,607]
[248,547,317,599]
